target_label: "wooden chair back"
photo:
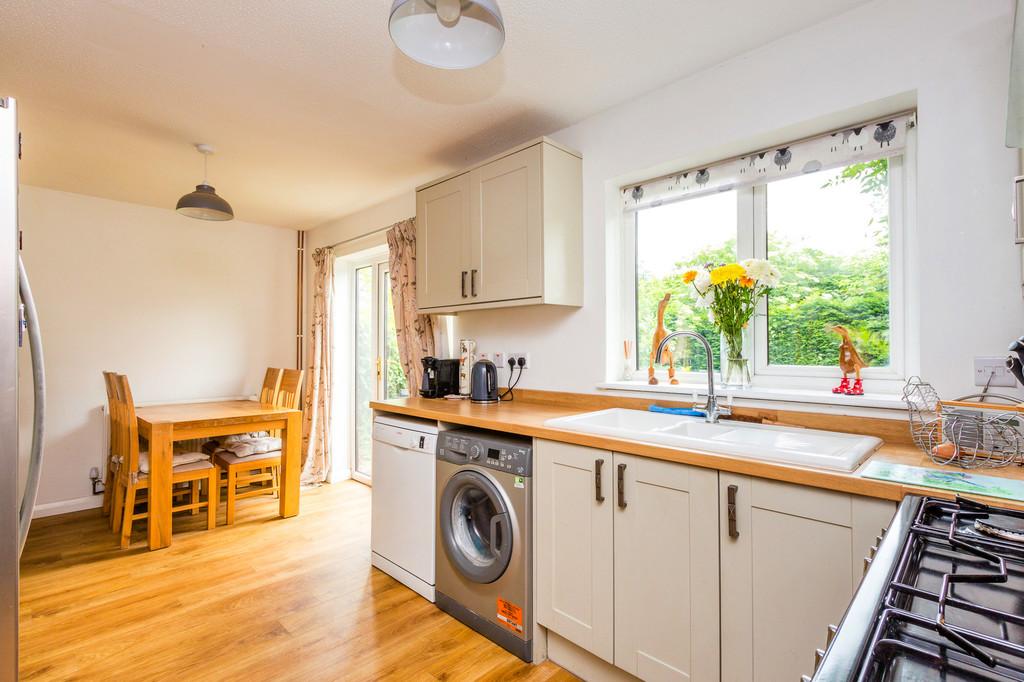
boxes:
[275,369,304,411]
[115,374,143,477]
[259,368,283,405]
[102,371,120,458]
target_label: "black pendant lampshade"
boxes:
[177,144,233,221]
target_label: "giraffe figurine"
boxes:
[829,325,867,396]
[648,293,678,385]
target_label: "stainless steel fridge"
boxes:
[2,96,46,681]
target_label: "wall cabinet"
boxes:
[535,441,720,680]
[536,440,896,682]
[415,138,582,313]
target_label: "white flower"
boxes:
[693,269,712,292]
[740,258,780,288]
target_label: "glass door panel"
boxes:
[353,265,375,477]
[381,268,408,400]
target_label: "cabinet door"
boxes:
[469,144,542,303]
[416,173,470,309]
[614,454,720,682]
[719,474,894,682]
[535,440,614,663]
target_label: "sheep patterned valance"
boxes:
[622,112,915,213]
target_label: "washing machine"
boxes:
[435,428,533,662]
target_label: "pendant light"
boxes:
[388,0,505,70]
[176,143,234,221]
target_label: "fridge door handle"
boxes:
[18,255,45,555]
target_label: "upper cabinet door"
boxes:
[613,453,720,682]
[415,173,470,310]
[535,439,615,664]
[718,474,895,682]
[469,143,543,303]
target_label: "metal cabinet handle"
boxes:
[617,463,627,509]
[461,271,468,298]
[727,484,739,539]
[471,269,478,297]
[595,458,605,503]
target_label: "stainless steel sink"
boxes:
[544,408,881,472]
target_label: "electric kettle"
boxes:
[470,359,499,404]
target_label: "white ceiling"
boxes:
[1,0,870,229]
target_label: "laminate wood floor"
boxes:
[20,481,575,682]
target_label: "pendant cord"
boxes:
[203,153,208,185]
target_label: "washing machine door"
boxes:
[439,469,513,584]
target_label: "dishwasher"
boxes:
[370,414,439,602]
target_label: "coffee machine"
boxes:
[420,356,460,398]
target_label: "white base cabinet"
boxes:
[614,454,720,682]
[536,440,896,682]
[719,474,895,682]
[535,441,720,680]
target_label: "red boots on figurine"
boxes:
[832,377,864,396]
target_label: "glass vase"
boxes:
[720,328,752,389]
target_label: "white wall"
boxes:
[455,0,1021,401]
[309,0,1021,405]
[19,185,296,512]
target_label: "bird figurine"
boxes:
[830,325,867,395]
[648,293,678,386]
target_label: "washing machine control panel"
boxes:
[437,429,532,476]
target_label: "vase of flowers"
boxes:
[682,259,779,389]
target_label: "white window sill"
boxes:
[598,380,907,411]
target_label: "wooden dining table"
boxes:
[135,399,303,550]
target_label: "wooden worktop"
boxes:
[370,392,1024,511]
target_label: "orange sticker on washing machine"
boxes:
[496,598,523,633]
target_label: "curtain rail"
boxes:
[622,109,917,193]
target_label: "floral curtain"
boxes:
[386,218,435,388]
[623,112,915,212]
[301,246,334,485]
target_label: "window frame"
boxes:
[620,130,915,394]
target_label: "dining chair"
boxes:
[260,367,283,405]
[215,368,304,525]
[101,371,125,527]
[111,374,219,548]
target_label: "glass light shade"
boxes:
[176,184,234,221]
[389,0,505,70]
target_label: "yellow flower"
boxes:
[710,263,746,286]
[682,270,698,284]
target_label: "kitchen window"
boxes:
[621,113,914,394]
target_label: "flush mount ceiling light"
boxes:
[388,0,505,70]
[176,143,234,221]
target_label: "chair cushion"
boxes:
[215,450,282,467]
[137,459,214,479]
[138,451,210,474]
[219,436,281,458]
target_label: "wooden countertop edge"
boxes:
[370,399,1024,511]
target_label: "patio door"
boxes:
[352,257,407,483]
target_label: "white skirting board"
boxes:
[32,495,103,518]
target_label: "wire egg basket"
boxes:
[902,376,1024,469]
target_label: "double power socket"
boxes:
[486,351,531,370]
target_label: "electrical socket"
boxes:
[510,352,530,369]
[973,356,1017,388]
[493,351,505,368]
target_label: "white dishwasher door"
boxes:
[371,415,438,602]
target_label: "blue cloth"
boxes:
[648,405,705,417]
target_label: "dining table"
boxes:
[134,399,303,550]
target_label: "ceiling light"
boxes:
[176,143,234,221]
[388,0,505,70]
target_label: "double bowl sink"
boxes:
[544,408,881,472]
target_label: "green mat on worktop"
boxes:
[861,461,1024,502]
